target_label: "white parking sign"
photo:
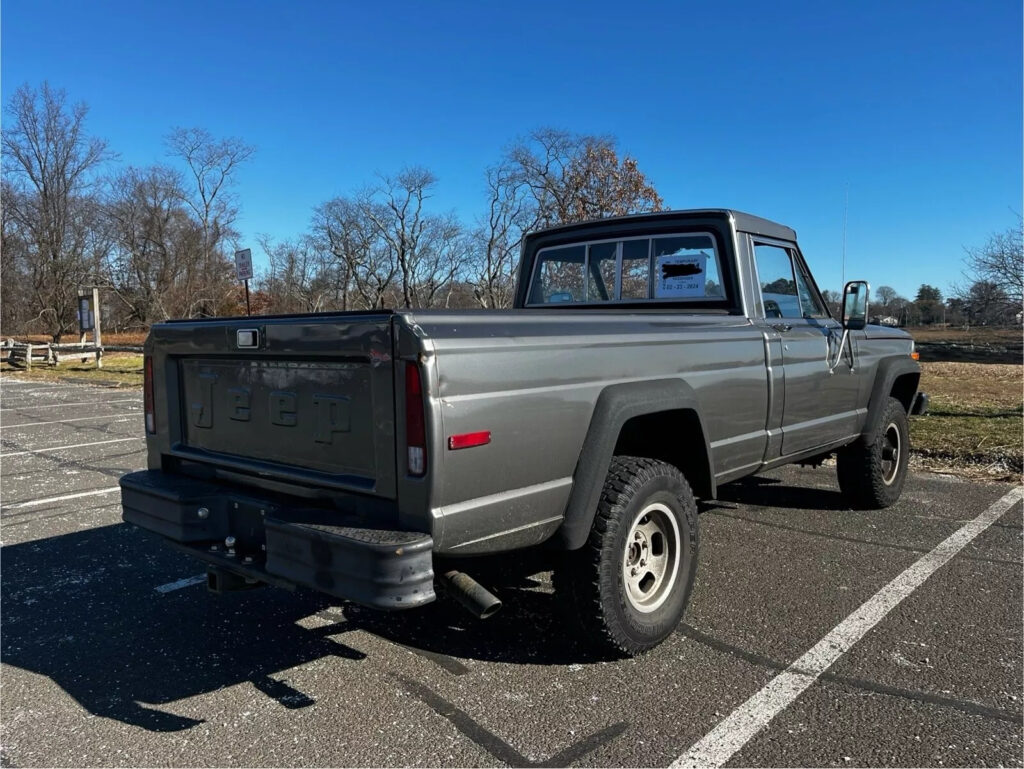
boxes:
[234,248,253,281]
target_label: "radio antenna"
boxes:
[841,183,849,287]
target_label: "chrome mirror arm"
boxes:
[828,328,850,373]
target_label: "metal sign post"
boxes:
[234,248,253,316]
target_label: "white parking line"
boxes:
[0,436,143,458]
[0,383,123,394]
[1,414,138,429]
[672,486,1024,769]
[1,486,121,511]
[0,398,141,412]
[154,574,207,594]
[0,380,69,387]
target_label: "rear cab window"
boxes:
[527,232,728,307]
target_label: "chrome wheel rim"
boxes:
[881,422,901,485]
[621,502,681,613]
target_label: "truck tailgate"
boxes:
[151,313,397,498]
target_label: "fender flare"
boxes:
[863,357,920,438]
[555,378,714,550]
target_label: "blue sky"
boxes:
[3,0,1020,299]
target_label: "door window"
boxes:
[754,244,801,318]
[754,243,828,319]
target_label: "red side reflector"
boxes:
[143,356,155,434]
[448,431,491,450]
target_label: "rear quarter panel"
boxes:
[404,311,769,554]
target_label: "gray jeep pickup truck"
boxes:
[120,209,927,655]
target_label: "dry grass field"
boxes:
[908,326,1021,344]
[0,353,144,387]
[912,361,1022,479]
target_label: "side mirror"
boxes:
[842,280,870,330]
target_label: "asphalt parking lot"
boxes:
[1,377,1021,768]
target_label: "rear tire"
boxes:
[837,396,910,508]
[555,456,698,657]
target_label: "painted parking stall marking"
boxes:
[1,413,139,429]
[154,574,207,594]
[0,397,141,412]
[1,486,121,511]
[0,377,1020,767]
[673,485,1024,769]
[0,436,143,458]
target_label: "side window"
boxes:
[754,243,801,318]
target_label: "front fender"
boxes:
[862,356,920,438]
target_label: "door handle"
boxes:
[771,323,792,333]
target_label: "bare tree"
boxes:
[166,127,255,317]
[1,181,32,334]
[962,218,1023,314]
[361,168,433,308]
[956,280,1014,326]
[105,164,202,326]
[507,128,663,229]
[313,195,394,310]
[471,162,533,308]
[412,212,471,308]
[1,83,113,339]
[257,235,339,314]
[469,128,664,308]
[875,285,898,307]
[361,168,471,308]
[313,168,469,310]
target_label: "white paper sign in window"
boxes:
[656,251,708,298]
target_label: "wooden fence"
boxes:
[2,340,143,370]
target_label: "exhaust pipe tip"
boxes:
[207,566,263,594]
[441,570,502,619]
[207,567,223,594]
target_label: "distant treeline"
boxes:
[3,83,1019,341]
[1,83,662,340]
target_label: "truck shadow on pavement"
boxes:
[712,473,852,511]
[1,524,605,732]
[339,548,615,666]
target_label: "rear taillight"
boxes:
[405,362,426,476]
[144,356,155,434]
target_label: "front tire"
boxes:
[837,396,910,508]
[556,456,698,657]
